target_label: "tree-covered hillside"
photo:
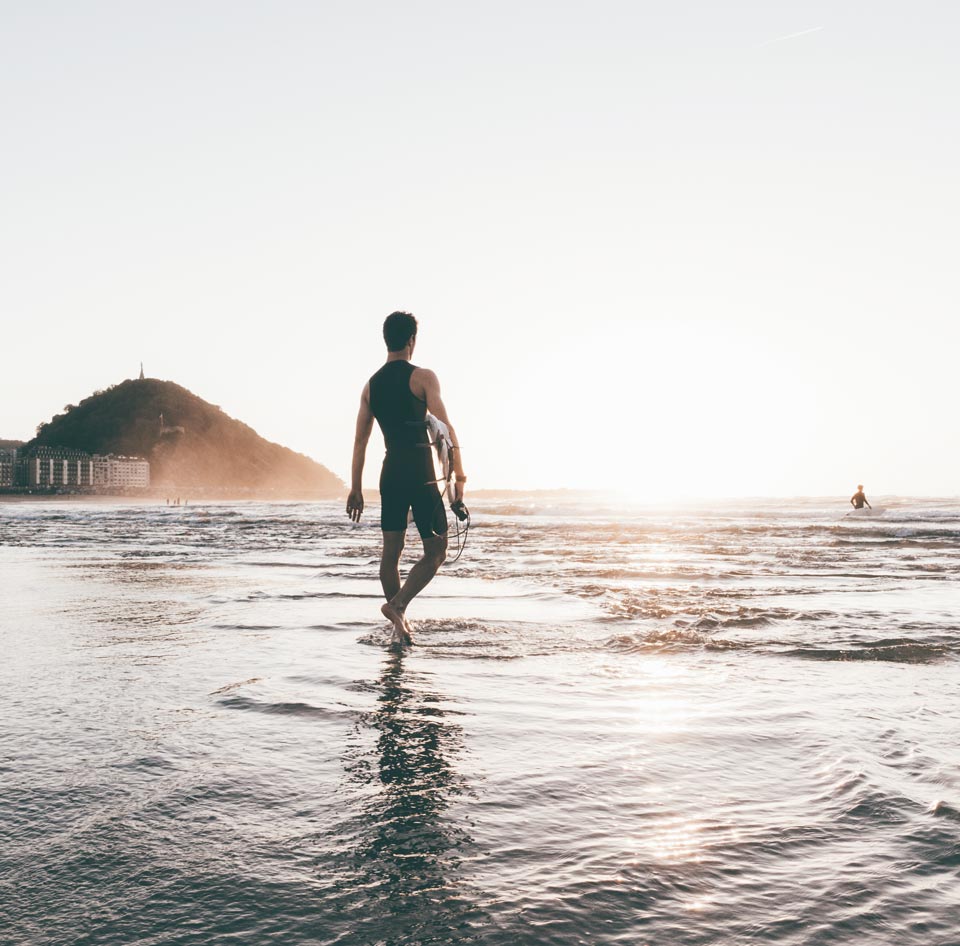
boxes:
[23,379,343,495]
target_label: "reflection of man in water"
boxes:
[346,311,467,645]
[850,485,871,510]
[330,653,478,941]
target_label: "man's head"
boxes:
[383,311,418,353]
[857,484,864,491]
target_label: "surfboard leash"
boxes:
[427,475,470,563]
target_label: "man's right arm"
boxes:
[347,383,374,522]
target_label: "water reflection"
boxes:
[331,653,484,945]
[64,559,211,649]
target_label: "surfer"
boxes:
[346,311,467,645]
[850,485,871,510]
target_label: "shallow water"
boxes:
[2,497,958,945]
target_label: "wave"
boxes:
[216,695,354,719]
[929,801,960,822]
[786,641,952,663]
[209,677,262,695]
[602,629,958,662]
[604,629,756,652]
[210,624,282,632]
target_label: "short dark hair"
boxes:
[383,311,418,352]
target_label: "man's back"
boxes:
[369,361,434,485]
[369,361,428,450]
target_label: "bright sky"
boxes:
[2,2,957,498]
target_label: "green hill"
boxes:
[0,439,24,452]
[23,379,343,496]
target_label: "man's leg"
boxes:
[379,530,409,643]
[389,533,447,615]
[380,530,405,602]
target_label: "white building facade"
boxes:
[96,455,150,489]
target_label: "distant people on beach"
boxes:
[850,485,871,510]
[346,311,467,647]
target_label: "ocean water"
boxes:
[1,497,958,946]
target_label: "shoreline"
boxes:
[0,492,343,504]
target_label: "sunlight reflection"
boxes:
[623,656,696,739]
[638,816,704,862]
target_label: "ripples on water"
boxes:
[1,497,959,945]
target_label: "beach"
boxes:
[2,497,958,945]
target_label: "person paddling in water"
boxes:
[850,484,871,510]
[346,311,467,646]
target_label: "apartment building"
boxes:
[0,452,14,487]
[92,455,150,489]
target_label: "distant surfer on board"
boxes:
[850,485,871,510]
[346,311,467,646]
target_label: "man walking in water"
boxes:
[850,484,871,510]
[346,312,467,645]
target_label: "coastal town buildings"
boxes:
[0,453,14,487]
[6,446,150,491]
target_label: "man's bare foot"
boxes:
[381,601,413,646]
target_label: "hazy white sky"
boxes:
[2,1,958,497]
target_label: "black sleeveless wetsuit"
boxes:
[369,361,447,538]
